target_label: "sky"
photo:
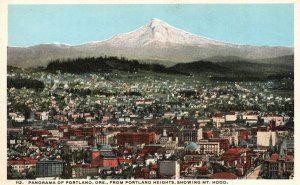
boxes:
[8,4,294,47]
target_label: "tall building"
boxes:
[257,131,277,147]
[35,160,64,178]
[198,140,220,155]
[182,127,202,142]
[160,129,171,144]
[159,160,180,179]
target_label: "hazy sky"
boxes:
[8,4,294,47]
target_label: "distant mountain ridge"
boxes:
[8,18,293,68]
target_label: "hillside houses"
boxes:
[7,68,294,179]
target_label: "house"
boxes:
[242,112,258,125]
[262,114,284,126]
[211,113,225,128]
[225,112,238,122]
[7,157,37,173]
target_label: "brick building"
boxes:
[116,132,155,145]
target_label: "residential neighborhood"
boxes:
[7,67,294,180]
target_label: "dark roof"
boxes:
[37,160,64,164]
[209,172,238,179]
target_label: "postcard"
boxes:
[2,0,298,185]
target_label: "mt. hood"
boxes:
[8,18,293,68]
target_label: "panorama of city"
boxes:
[7,7,294,181]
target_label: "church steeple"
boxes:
[269,132,274,150]
[91,135,100,167]
[267,131,274,156]
[264,150,270,160]
[279,138,287,159]
[92,135,98,151]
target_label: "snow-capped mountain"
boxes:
[8,18,293,68]
[88,18,228,47]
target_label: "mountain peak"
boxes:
[8,17,294,68]
[147,18,172,37]
[102,18,228,47]
[149,18,168,26]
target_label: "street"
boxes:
[246,165,262,179]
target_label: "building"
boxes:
[238,130,249,141]
[143,144,165,155]
[116,132,155,145]
[185,142,200,154]
[91,139,100,167]
[211,113,225,128]
[48,130,64,138]
[96,132,116,145]
[263,139,294,179]
[7,157,37,173]
[71,164,98,178]
[257,131,277,147]
[242,112,258,125]
[99,145,118,168]
[220,130,239,146]
[100,155,118,168]
[203,130,213,139]
[64,140,88,152]
[198,140,220,155]
[35,160,64,178]
[262,114,284,126]
[159,160,180,179]
[41,112,49,121]
[182,127,203,142]
[286,139,294,156]
[68,127,100,138]
[164,112,176,119]
[208,138,230,152]
[225,112,238,122]
[165,139,179,151]
[220,148,249,170]
[209,172,238,179]
[159,129,178,151]
[263,154,294,179]
[160,129,171,145]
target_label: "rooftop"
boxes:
[209,172,238,179]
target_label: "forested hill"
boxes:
[45,56,187,75]
[44,56,293,81]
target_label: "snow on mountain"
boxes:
[81,18,228,47]
[8,18,293,68]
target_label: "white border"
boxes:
[1,0,298,185]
